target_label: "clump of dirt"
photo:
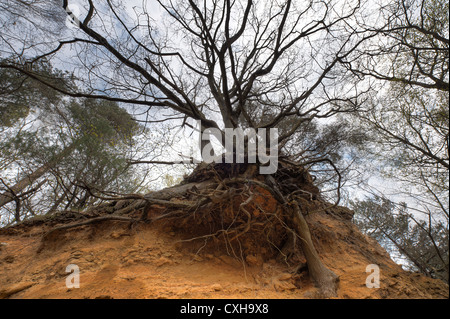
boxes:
[0,163,448,299]
[153,185,285,261]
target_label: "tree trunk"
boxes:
[0,165,50,208]
[291,201,339,297]
[0,142,77,209]
[45,192,67,216]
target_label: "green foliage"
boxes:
[61,98,142,197]
[0,60,144,221]
[351,196,410,246]
[351,196,449,282]
[0,67,34,127]
[0,59,70,127]
[69,98,138,145]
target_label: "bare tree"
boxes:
[0,0,376,296]
[342,0,448,91]
[340,0,449,282]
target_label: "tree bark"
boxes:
[291,201,339,297]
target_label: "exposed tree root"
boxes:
[40,161,341,297]
[43,215,137,239]
[290,201,339,297]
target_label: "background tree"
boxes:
[341,0,449,282]
[0,60,146,224]
[351,195,449,282]
[0,60,76,212]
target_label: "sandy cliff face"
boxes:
[0,201,447,299]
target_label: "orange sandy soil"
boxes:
[0,207,448,299]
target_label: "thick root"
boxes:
[291,201,339,297]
